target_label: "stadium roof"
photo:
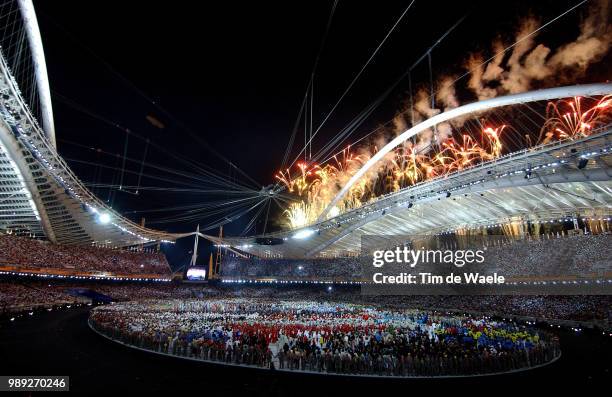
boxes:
[215,130,612,258]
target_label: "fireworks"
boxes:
[277,147,372,228]
[283,201,315,229]
[483,126,505,158]
[442,135,483,171]
[275,162,315,195]
[391,144,426,188]
[440,127,505,172]
[279,126,506,229]
[540,95,612,143]
[278,95,611,229]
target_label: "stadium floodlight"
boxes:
[293,228,315,239]
[98,212,111,224]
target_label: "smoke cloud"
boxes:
[409,0,610,148]
[466,0,611,98]
[364,0,609,195]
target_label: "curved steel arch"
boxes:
[17,0,56,147]
[317,83,612,221]
[0,45,179,246]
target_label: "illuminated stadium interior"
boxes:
[0,0,610,394]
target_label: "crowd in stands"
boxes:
[485,234,611,276]
[90,299,559,376]
[0,280,188,313]
[221,256,361,280]
[0,280,87,313]
[0,234,170,276]
[221,233,611,280]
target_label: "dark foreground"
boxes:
[0,306,609,395]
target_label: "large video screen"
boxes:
[186,267,207,280]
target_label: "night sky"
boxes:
[32,0,607,268]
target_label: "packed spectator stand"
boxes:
[220,233,612,282]
[0,280,88,313]
[0,233,171,277]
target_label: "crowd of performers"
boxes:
[90,299,559,376]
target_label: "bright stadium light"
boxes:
[98,212,111,224]
[293,228,315,239]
